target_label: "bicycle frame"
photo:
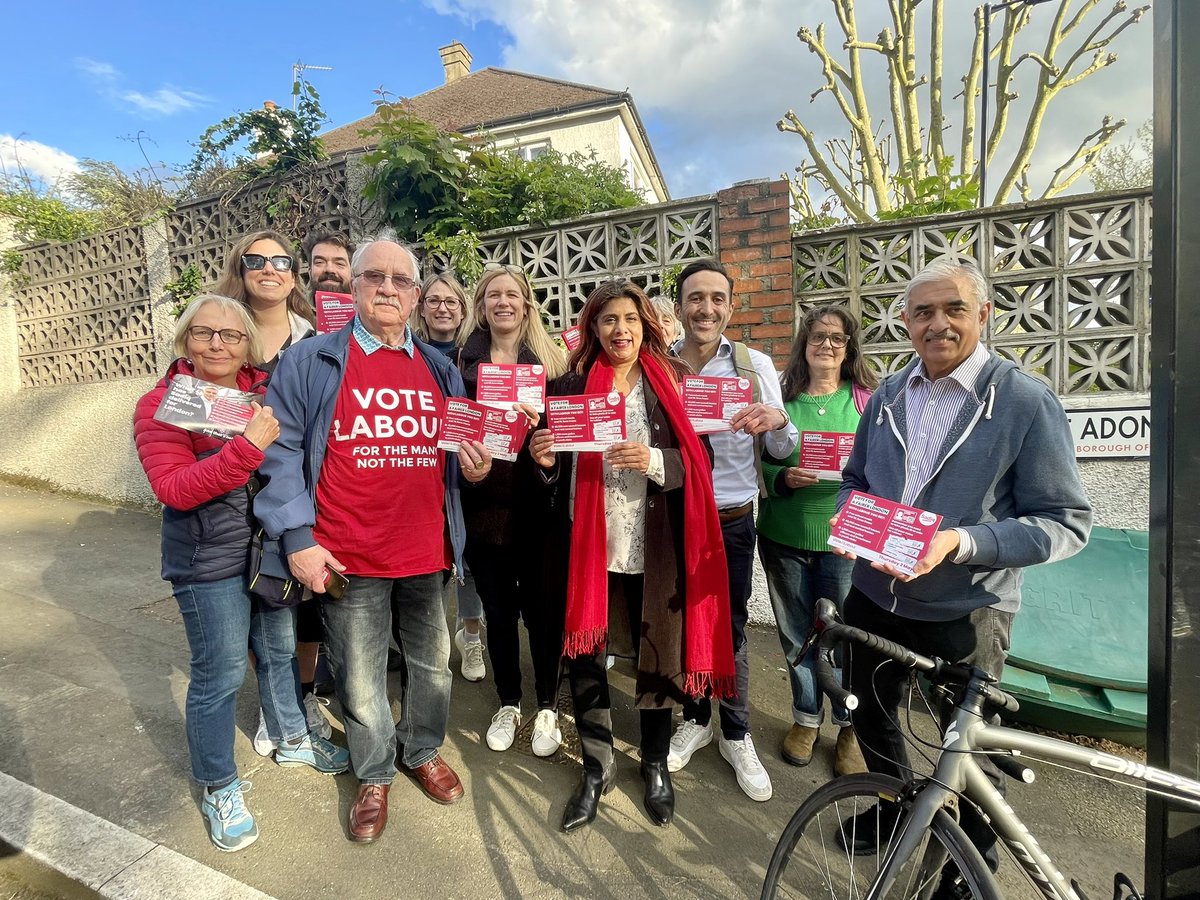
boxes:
[868,702,1200,900]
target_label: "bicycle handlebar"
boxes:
[811,599,1021,716]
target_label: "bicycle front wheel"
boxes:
[761,773,1002,900]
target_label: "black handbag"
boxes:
[247,528,301,609]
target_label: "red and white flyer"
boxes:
[153,375,257,440]
[681,375,753,434]
[560,326,582,351]
[828,491,943,576]
[437,398,529,462]
[314,291,355,334]
[546,392,626,452]
[476,363,547,412]
[798,431,857,481]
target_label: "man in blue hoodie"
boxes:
[833,257,1092,882]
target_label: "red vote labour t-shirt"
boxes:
[313,340,448,577]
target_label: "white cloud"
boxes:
[121,87,209,115]
[427,0,1152,202]
[73,57,209,117]
[0,135,81,188]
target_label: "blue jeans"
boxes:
[321,572,451,782]
[173,575,307,787]
[451,565,484,622]
[758,535,854,728]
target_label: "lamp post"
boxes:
[979,0,1054,206]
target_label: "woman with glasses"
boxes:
[529,280,734,832]
[756,304,877,774]
[414,273,488,683]
[133,295,349,852]
[458,263,569,758]
[215,230,315,374]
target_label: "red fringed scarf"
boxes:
[563,352,736,699]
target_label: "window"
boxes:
[512,140,551,162]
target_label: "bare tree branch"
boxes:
[1044,116,1126,196]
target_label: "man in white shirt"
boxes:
[667,259,798,802]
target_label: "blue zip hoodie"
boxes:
[253,321,468,579]
[836,353,1092,621]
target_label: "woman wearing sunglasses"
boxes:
[529,280,734,832]
[215,230,315,374]
[133,295,349,852]
[756,304,877,773]
[457,263,569,758]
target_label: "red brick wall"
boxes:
[716,179,794,365]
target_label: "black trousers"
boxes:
[466,541,562,710]
[844,587,1013,871]
[567,573,672,773]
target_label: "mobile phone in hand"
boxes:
[323,566,349,601]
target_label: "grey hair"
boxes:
[648,293,682,342]
[350,234,422,283]
[903,257,990,310]
[174,293,264,364]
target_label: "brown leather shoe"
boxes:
[348,783,390,843]
[409,755,464,805]
[834,726,868,776]
[781,723,820,766]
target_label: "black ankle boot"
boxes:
[561,767,614,832]
[640,760,675,826]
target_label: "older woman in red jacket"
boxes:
[134,294,348,852]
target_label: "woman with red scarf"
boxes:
[530,280,734,833]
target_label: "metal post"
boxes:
[980,6,991,206]
[1147,1,1200,896]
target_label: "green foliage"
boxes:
[65,158,174,228]
[420,230,484,287]
[660,264,684,303]
[878,156,978,222]
[165,264,203,317]
[1091,120,1152,192]
[0,179,102,244]
[361,99,644,242]
[186,81,328,188]
[361,101,474,242]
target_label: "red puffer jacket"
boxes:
[133,358,269,584]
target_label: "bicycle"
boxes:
[761,598,1200,900]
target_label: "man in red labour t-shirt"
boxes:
[256,239,493,844]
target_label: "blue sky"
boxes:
[1,1,1153,205]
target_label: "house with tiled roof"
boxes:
[320,41,669,202]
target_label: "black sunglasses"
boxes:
[242,253,294,272]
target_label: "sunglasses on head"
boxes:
[242,253,294,272]
[483,262,528,281]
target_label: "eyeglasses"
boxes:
[423,297,461,310]
[483,262,528,281]
[187,326,248,345]
[241,254,294,272]
[354,270,418,291]
[808,332,850,348]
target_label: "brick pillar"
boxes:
[716,178,794,365]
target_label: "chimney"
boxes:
[438,41,472,84]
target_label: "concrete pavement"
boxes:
[0,482,1145,899]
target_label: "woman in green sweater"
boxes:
[757,304,877,773]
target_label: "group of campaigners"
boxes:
[133,226,1092,890]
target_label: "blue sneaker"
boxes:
[201,779,258,852]
[275,734,350,774]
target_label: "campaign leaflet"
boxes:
[476,363,547,413]
[153,375,256,440]
[314,291,355,334]
[436,398,529,462]
[828,490,943,577]
[546,392,626,452]
[681,375,753,434]
[560,326,582,351]
[798,431,857,481]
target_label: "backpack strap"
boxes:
[852,382,873,415]
[730,340,768,498]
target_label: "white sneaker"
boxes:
[530,709,562,757]
[304,693,333,740]
[667,718,713,773]
[719,734,773,801]
[486,705,521,751]
[455,629,486,682]
[252,709,274,757]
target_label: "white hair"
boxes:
[903,257,990,310]
[350,235,422,282]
